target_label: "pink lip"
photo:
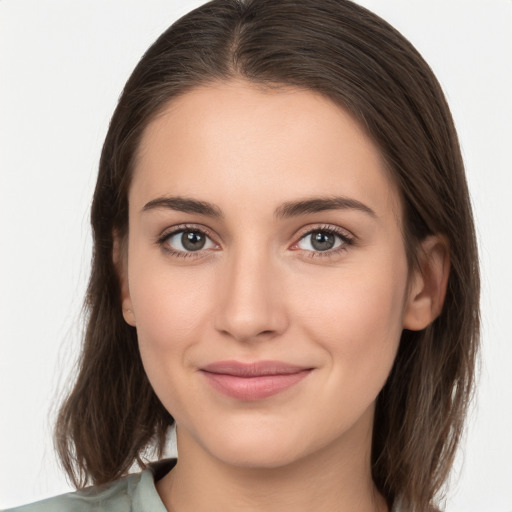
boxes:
[199,360,313,400]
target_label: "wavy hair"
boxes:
[55,1,480,510]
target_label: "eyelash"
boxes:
[292,225,354,259]
[156,223,355,260]
[157,224,218,259]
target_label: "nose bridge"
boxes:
[214,240,287,342]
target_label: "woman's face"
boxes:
[121,81,419,469]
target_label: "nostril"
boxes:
[213,266,289,341]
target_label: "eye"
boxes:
[159,226,217,257]
[294,226,353,256]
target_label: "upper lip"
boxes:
[200,360,312,377]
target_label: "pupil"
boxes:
[182,231,205,251]
[311,232,335,251]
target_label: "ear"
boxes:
[112,231,136,327]
[403,235,450,331]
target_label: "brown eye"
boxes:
[311,232,336,251]
[181,231,206,251]
[163,229,216,253]
[297,230,345,252]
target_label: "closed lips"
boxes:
[200,360,312,376]
[199,361,313,400]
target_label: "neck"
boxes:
[156,412,388,512]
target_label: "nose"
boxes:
[213,247,289,343]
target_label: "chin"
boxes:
[199,418,340,471]
[214,443,305,470]
[185,418,309,469]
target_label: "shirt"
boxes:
[2,459,174,512]
[3,458,404,511]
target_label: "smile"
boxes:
[199,360,313,400]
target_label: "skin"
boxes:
[117,81,449,512]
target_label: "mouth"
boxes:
[199,360,313,401]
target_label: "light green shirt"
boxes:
[2,459,173,512]
[4,459,405,511]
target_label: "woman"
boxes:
[5,0,479,511]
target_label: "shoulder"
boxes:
[2,459,176,512]
[2,473,142,512]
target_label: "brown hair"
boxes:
[55,0,480,510]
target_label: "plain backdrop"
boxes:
[1,0,511,510]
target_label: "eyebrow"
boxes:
[142,195,376,219]
[142,196,223,217]
[275,196,376,219]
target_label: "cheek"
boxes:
[128,253,214,363]
[127,257,218,418]
[294,255,408,384]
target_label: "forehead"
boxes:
[132,80,401,224]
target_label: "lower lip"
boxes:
[201,370,311,400]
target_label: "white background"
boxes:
[0,0,511,510]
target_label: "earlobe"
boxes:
[122,302,136,327]
[113,231,136,327]
[403,235,450,331]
